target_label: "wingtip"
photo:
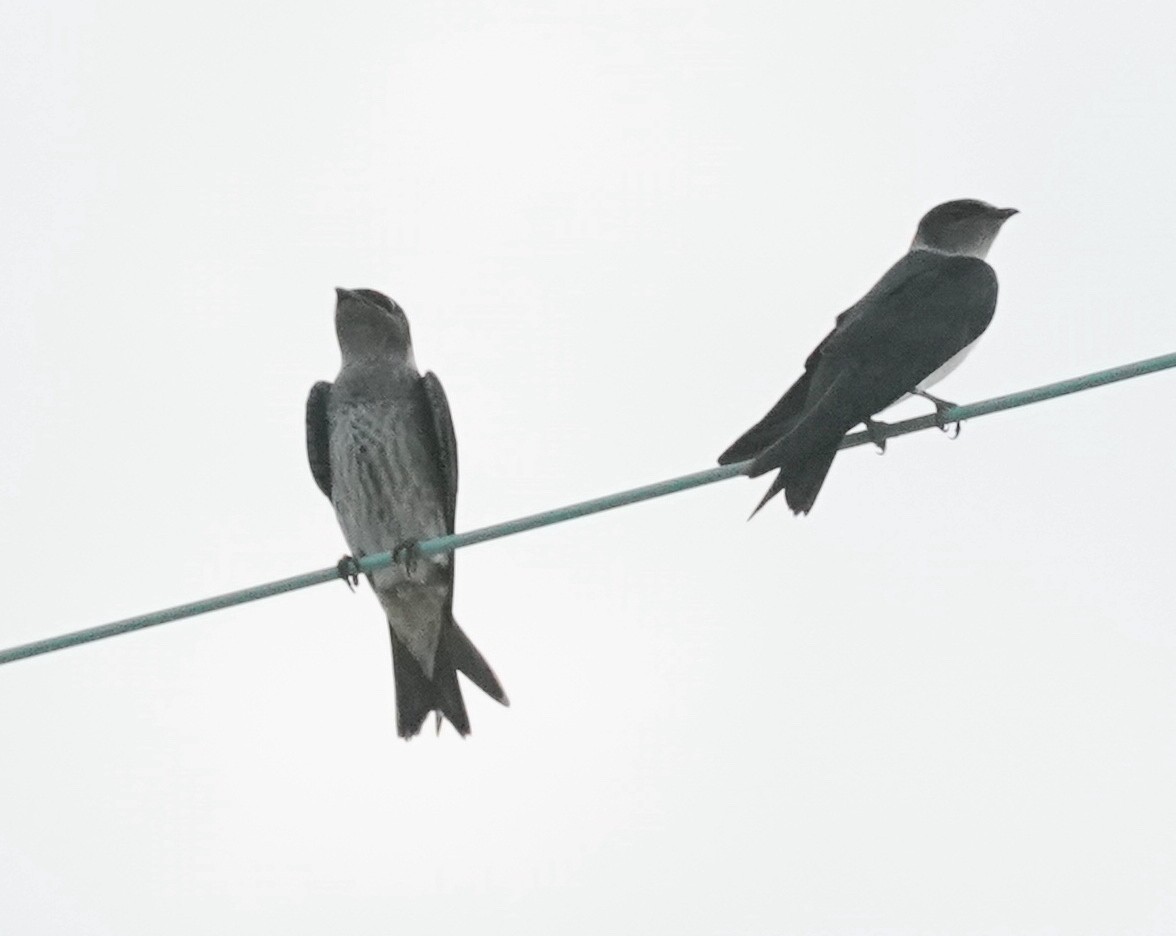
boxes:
[719,453,756,474]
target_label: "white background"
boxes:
[2,2,1174,933]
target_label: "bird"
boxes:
[306,288,508,737]
[718,199,1018,515]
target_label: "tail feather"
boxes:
[743,370,858,515]
[430,632,471,737]
[747,413,848,516]
[748,471,787,518]
[448,620,510,706]
[783,445,838,514]
[389,620,507,739]
[391,632,435,738]
[747,444,838,518]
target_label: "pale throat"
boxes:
[909,231,997,260]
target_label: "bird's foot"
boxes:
[864,418,889,454]
[392,540,420,576]
[914,390,962,438]
[337,555,361,591]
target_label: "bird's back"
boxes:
[807,250,998,419]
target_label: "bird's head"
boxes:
[911,200,1018,259]
[334,287,416,366]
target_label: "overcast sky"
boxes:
[3,2,1175,934]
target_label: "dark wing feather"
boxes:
[420,372,458,532]
[742,253,998,514]
[718,372,813,464]
[728,252,997,467]
[305,381,333,500]
[812,251,998,406]
[413,373,510,725]
[718,300,862,465]
[749,252,998,482]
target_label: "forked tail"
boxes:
[391,619,509,738]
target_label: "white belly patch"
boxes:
[917,336,981,391]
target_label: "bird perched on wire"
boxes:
[306,288,508,737]
[718,199,1018,516]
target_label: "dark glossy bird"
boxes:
[719,199,1018,515]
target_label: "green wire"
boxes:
[3,350,1175,667]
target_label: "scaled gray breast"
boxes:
[328,398,448,557]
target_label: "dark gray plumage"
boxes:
[307,288,507,737]
[719,199,1017,514]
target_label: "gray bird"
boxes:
[306,288,508,737]
[719,199,1017,515]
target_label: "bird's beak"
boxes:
[993,207,1019,220]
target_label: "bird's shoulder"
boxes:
[852,250,995,314]
[818,250,997,360]
[883,250,997,302]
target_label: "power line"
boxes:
[2,350,1174,667]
